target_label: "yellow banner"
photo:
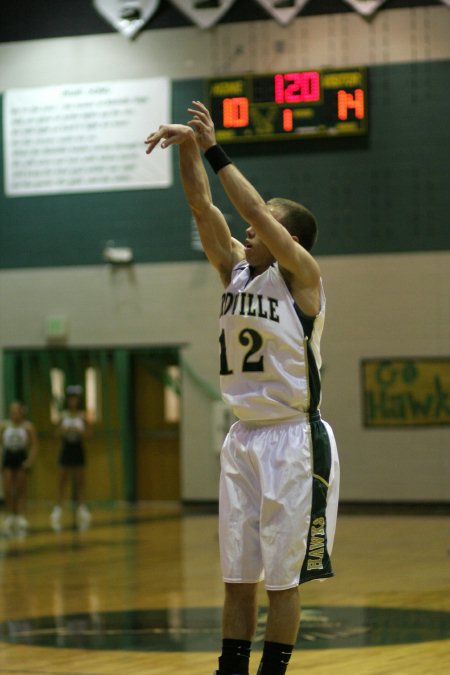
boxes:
[362,359,450,427]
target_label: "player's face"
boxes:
[244,227,275,271]
[10,403,23,423]
[67,395,81,411]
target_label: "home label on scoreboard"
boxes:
[207,67,368,143]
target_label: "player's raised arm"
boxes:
[145,123,244,287]
[188,102,321,300]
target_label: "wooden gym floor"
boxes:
[0,503,449,675]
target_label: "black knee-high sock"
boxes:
[257,641,294,674]
[218,638,252,675]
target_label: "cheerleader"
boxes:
[50,385,92,530]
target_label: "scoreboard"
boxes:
[206,67,368,143]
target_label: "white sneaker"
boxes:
[50,505,62,531]
[76,504,91,529]
[2,515,14,534]
[15,515,29,531]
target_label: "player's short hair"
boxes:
[267,197,318,252]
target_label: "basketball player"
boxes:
[0,401,38,534]
[145,102,340,675]
[50,385,92,531]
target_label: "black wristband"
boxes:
[204,144,232,174]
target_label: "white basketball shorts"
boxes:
[219,411,340,590]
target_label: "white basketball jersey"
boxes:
[61,413,85,441]
[219,261,325,422]
[2,423,28,451]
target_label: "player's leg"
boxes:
[216,423,262,674]
[73,465,85,506]
[255,587,300,674]
[2,467,15,532]
[14,466,29,530]
[216,582,258,674]
[255,419,313,674]
[50,466,69,530]
[265,586,300,644]
[223,581,258,639]
[58,466,69,503]
[74,466,91,528]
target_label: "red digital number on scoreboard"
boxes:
[274,71,320,104]
[282,109,293,132]
[337,88,365,120]
[223,97,249,128]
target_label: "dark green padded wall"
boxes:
[1,61,449,269]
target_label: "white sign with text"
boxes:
[3,78,171,197]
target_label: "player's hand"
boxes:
[144,124,194,154]
[187,101,217,151]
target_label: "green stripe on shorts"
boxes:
[299,416,334,584]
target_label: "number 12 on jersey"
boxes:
[220,328,265,375]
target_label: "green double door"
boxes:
[2,348,181,502]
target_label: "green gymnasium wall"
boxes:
[1,60,449,269]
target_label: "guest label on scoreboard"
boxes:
[207,67,368,143]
